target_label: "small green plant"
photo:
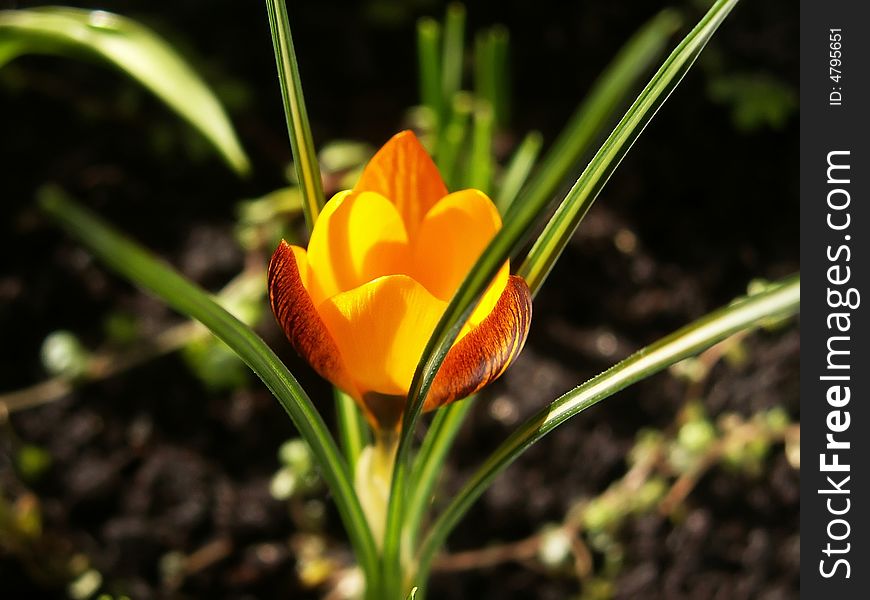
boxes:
[2,1,798,598]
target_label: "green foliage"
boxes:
[15,445,52,483]
[708,72,797,131]
[38,188,379,585]
[182,337,249,392]
[270,439,322,501]
[235,187,304,252]
[265,0,325,230]
[474,25,510,127]
[0,7,250,174]
[518,2,730,295]
[22,1,800,598]
[68,569,102,600]
[416,275,798,579]
[102,313,140,347]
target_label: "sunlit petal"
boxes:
[306,190,411,306]
[354,130,448,237]
[412,188,509,330]
[269,129,534,429]
[317,275,447,399]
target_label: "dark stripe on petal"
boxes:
[425,275,533,411]
[268,240,356,397]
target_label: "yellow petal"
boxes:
[306,190,411,306]
[268,241,356,395]
[411,188,509,331]
[317,274,447,400]
[353,130,448,237]
[426,275,532,411]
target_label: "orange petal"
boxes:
[316,274,447,402]
[306,190,411,306]
[412,189,502,300]
[425,275,532,411]
[353,130,448,237]
[268,241,356,396]
[411,188,509,330]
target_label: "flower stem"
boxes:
[355,429,398,550]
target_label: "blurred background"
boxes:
[1,0,798,598]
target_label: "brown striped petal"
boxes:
[425,275,533,411]
[268,240,356,398]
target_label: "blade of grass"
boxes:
[475,26,510,128]
[38,188,377,586]
[0,7,250,175]
[474,31,493,118]
[265,0,325,232]
[417,274,800,577]
[505,8,682,221]
[417,17,443,129]
[440,4,465,113]
[489,26,510,127]
[404,396,476,550]
[335,388,371,471]
[464,101,494,193]
[496,130,543,214]
[518,2,732,295]
[436,92,473,190]
[383,0,737,591]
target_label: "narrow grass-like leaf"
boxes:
[404,397,476,550]
[0,7,250,175]
[417,274,800,576]
[265,0,325,231]
[473,31,493,121]
[436,92,473,189]
[496,130,543,214]
[335,388,370,471]
[475,26,510,127]
[384,0,736,589]
[519,4,734,295]
[506,8,681,221]
[464,102,494,193]
[417,18,443,128]
[489,26,510,127]
[440,4,465,111]
[38,188,377,584]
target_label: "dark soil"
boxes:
[1,0,798,598]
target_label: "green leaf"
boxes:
[416,17,443,126]
[707,72,797,132]
[335,388,371,472]
[519,2,732,295]
[385,0,736,588]
[265,0,326,231]
[0,7,250,175]
[435,92,473,189]
[404,396,475,550]
[182,336,249,392]
[417,274,800,576]
[37,187,377,584]
[440,4,465,113]
[464,101,494,193]
[496,130,542,214]
[506,8,682,226]
[474,25,510,127]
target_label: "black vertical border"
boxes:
[801,1,869,597]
